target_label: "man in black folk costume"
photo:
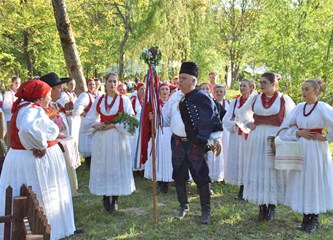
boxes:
[162,62,223,224]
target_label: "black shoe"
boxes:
[85,157,91,168]
[306,214,319,233]
[110,196,119,213]
[162,182,169,193]
[258,205,267,222]
[266,204,275,221]
[74,227,84,234]
[175,206,189,220]
[199,210,210,224]
[297,214,310,231]
[234,195,244,201]
[102,196,110,212]
[157,181,163,192]
[234,185,244,201]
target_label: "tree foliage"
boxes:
[1,0,333,102]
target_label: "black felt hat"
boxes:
[40,72,72,87]
[179,62,199,78]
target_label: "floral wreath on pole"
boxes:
[140,46,162,66]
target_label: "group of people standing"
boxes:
[0,60,333,240]
[143,64,333,233]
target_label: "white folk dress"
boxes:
[73,92,96,158]
[83,94,136,196]
[279,101,333,214]
[223,97,250,186]
[57,91,80,143]
[144,104,173,182]
[237,92,295,205]
[2,89,16,122]
[0,102,75,240]
[206,99,229,182]
[129,91,143,170]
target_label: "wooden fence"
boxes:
[0,185,51,240]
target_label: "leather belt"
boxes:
[180,137,189,142]
[173,134,189,142]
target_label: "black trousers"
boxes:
[171,134,210,187]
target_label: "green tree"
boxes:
[211,0,262,84]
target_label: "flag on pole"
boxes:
[139,46,162,224]
[138,46,162,167]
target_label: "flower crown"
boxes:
[140,46,162,66]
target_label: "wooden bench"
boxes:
[0,185,51,240]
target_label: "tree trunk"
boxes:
[51,0,86,94]
[119,35,127,81]
[114,2,130,81]
[23,29,33,77]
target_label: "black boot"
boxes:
[258,204,267,221]
[197,183,211,224]
[162,182,169,193]
[85,157,91,168]
[175,182,189,220]
[235,185,244,201]
[306,214,319,233]
[102,195,110,212]
[297,214,310,231]
[266,204,276,221]
[157,181,163,192]
[110,196,118,213]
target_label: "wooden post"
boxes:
[44,224,51,240]
[11,196,27,240]
[151,117,158,225]
[5,121,10,147]
[0,112,4,140]
[4,186,12,240]
[20,184,28,197]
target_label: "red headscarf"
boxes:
[159,82,170,90]
[169,84,177,92]
[117,83,127,95]
[12,80,51,113]
[135,82,145,91]
[86,78,94,85]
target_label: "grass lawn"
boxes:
[65,163,333,240]
[65,88,333,239]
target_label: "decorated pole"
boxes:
[139,46,162,224]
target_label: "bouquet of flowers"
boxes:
[140,45,162,66]
[106,111,139,135]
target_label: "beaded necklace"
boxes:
[261,91,278,109]
[303,100,318,117]
[105,94,118,112]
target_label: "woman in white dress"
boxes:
[83,73,135,213]
[199,83,226,184]
[223,79,255,200]
[73,78,97,168]
[129,82,145,173]
[2,76,20,145]
[279,79,333,232]
[0,80,75,240]
[144,82,173,193]
[214,84,230,182]
[57,78,80,142]
[237,72,295,221]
